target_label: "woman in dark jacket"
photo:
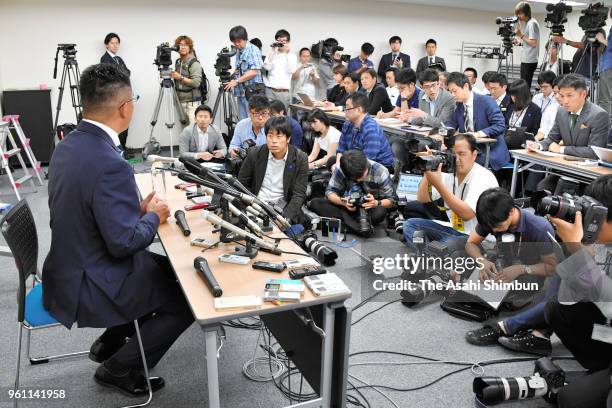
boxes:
[504,79,542,135]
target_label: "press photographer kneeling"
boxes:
[309,150,397,237]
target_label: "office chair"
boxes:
[2,199,152,408]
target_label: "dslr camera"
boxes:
[545,1,572,36]
[214,46,238,83]
[403,138,455,175]
[531,190,608,244]
[347,183,373,237]
[154,42,179,68]
[578,2,610,40]
[293,231,338,266]
[228,139,256,176]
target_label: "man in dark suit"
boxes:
[377,36,411,85]
[416,39,446,79]
[527,74,609,191]
[238,116,309,224]
[100,33,131,155]
[445,72,509,172]
[487,73,513,115]
[43,64,193,396]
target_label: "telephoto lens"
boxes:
[400,274,446,307]
[473,374,548,405]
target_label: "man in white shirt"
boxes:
[464,67,488,95]
[402,133,499,249]
[532,70,560,140]
[542,41,560,75]
[264,29,298,110]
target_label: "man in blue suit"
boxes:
[445,72,509,172]
[42,64,193,396]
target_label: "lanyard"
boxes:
[509,108,527,128]
[539,97,553,114]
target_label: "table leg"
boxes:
[319,305,335,408]
[202,326,221,408]
[510,156,519,197]
[484,144,491,169]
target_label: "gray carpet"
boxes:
[0,162,583,408]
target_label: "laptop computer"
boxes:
[297,93,335,112]
[592,146,612,167]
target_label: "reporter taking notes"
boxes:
[42,63,193,397]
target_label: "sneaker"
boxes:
[498,331,552,356]
[465,324,504,346]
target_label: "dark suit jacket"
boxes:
[366,85,394,115]
[504,102,542,136]
[237,145,308,223]
[377,52,411,82]
[446,92,509,171]
[42,121,172,328]
[416,56,446,78]
[540,101,609,159]
[100,52,131,76]
[499,93,513,116]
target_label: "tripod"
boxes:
[211,80,239,139]
[540,34,567,76]
[497,45,514,78]
[573,39,601,103]
[52,54,82,138]
[147,67,188,158]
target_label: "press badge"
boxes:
[592,322,612,345]
[451,212,465,232]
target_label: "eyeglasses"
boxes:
[345,106,359,112]
[250,110,270,118]
[119,94,140,108]
[421,82,439,90]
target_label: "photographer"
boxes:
[378,36,411,85]
[224,25,264,120]
[504,79,542,135]
[178,105,226,161]
[306,109,340,169]
[237,116,308,224]
[360,68,394,115]
[513,1,540,88]
[400,68,454,129]
[170,35,203,123]
[309,149,397,237]
[403,133,499,249]
[292,47,319,102]
[335,93,395,171]
[465,188,559,355]
[229,95,270,158]
[551,28,606,82]
[263,29,297,110]
[543,174,612,407]
[317,38,345,93]
[445,72,509,172]
[347,42,375,75]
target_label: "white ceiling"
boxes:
[378,0,588,13]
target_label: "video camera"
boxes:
[310,40,350,63]
[495,16,518,52]
[474,357,566,405]
[53,43,78,79]
[154,42,179,68]
[545,1,572,36]
[578,2,610,40]
[347,183,373,237]
[531,190,608,244]
[214,46,238,83]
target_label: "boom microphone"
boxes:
[174,210,191,236]
[194,257,222,297]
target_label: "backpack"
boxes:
[186,58,210,103]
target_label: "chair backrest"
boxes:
[0,199,38,322]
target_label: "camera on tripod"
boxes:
[495,17,518,52]
[154,42,179,68]
[57,43,77,58]
[578,2,610,40]
[545,1,572,36]
[214,46,238,83]
[310,40,350,62]
[293,231,338,266]
[347,183,373,236]
[474,357,566,405]
[531,190,608,244]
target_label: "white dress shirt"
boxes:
[264,52,298,90]
[495,93,507,107]
[542,60,559,75]
[532,92,559,137]
[82,119,121,148]
[386,86,400,105]
[258,149,288,203]
[196,126,209,152]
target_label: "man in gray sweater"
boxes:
[178,105,227,161]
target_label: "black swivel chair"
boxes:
[1,199,153,408]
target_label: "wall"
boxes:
[0,0,605,149]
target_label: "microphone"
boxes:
[227,202,265,235]
[194,257,222,297]
[174,210,191,236]
[147,155,181,166]
[179,156,204,176]
[201,210,282,255]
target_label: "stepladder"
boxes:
[2,115,44,185]
[0,121,37,201]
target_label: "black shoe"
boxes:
[466,324,504,346]
[94,364,165,397]
[89,337,127,363]
[498,331,552,356]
